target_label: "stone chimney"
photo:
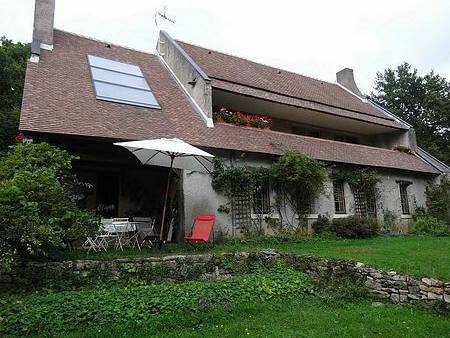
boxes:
[32,0,55,56]
[336,68,364,98]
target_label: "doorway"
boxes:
[96,174,120,218]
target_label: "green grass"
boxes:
[5,237,448,337]
[218,236,450,280]
[53,236,450,280]
[2,267,449,338]
[0,266,313,336]
[37,296,450,338]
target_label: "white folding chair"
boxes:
[82,236,98,252]
[110,218,130,250]
[97,218,116,250]
[82,218,112,252]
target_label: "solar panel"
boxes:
[88,55,160,109]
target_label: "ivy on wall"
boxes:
[331,167,380,218]
[211,151,328,227]
[271,151,328,221]
[211,159,271,196]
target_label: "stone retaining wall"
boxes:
[1,251,449,307]
[357,264,450,304]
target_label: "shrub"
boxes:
[311,215,333,235]
[425,177,450,223]
[0,143,97,268]
[413,206,427,220]
[381,209,397,234]
[332,216,380,239]
[411,216,449,236]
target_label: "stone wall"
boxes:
[356,263,449,304]
[1,251,448,308]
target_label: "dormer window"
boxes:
[88,55,160,109]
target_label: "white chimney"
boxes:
[31,0,55,61]
[336,68,364,98]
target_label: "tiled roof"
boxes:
[177,41,404,129]
[211,79,404,129]
[198,124,438,173]
[20,30,204,141]
[19,30,438,174]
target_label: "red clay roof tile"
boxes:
[177,40,403,128]
[19,30,438,174]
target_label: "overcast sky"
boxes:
[1,0,449,93]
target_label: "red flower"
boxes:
[15,132,24,143]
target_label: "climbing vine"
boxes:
[211,151,328,226]
[211,158,271,196]
[331,167,380,218]
[331,167,379,194]
[271,151,328,221]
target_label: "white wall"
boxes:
[182,152,435,237]
[183,170,232,238]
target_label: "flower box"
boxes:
[213,107,272,129]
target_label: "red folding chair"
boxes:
[185,214,216,248]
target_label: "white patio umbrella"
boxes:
[114,138,214,243]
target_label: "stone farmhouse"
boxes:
[20,0,449,240]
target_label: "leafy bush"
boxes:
[0,266,312,336]
[413,206,427,220]
[0,143,97,268]
[312,215,379,239]
[311,215,333,235]
[271,151,327,220]
[381,209,397,234]
[425,176,450,223]
[411,216,449,236]
[332,216,380,239]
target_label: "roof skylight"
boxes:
[88,55,160,109]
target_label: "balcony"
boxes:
[212,87,412,151]
[213,106,369,146]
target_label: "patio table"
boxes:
[102,220,140,250]
[132,221,160,247]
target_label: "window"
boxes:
[334,134,359,144]
[333,181,346,214]
[346,136,359,144]
[252,183,271,214]
[354,189,377,218]
[399,183,410,215]
[366,190,377,218]
[292,126,320,138]
[307,130,320,138]
[88,55,160,108]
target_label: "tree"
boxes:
[371,63,450,164]
[0,143,97,268]
[0,37,30,152]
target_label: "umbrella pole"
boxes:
[160,155,175,244]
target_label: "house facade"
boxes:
[20,0,448,240]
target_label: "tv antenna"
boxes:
[155,6,175,27]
